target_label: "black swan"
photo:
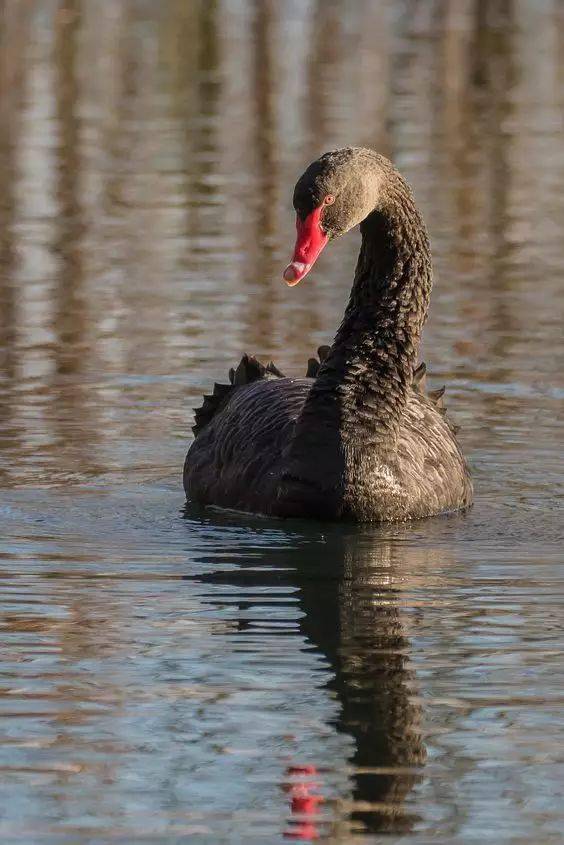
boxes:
[184,147,472,521]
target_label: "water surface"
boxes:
[0,2,563,842]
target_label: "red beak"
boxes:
[283,205,329,286]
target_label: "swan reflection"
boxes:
[184,510,428,837]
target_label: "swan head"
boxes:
[283,147,390,285]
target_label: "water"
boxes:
[0,1,563,842]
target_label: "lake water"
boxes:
[0,2,563,842]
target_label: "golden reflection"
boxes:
[0,0,561,484]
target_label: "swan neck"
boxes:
[301,186,432,447]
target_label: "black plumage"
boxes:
[184,148,473,522]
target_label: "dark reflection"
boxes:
[251,0,277,246]
[183,508,425,837]
[53,0,85,375]
[50,0,104,479]
[306,0,340,144]
[101,4,139,216]
[472,1,519,360]
[0,4,30,478]
[179,0,223,257]
[245,0,278,350]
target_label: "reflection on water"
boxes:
[190,520,426,838]
[0,1,563,842]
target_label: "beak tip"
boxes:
[283,261,309,286]
[283,264,296,283]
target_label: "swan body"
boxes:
[184,148,473,522]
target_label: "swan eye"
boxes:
[324,194,335,205]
